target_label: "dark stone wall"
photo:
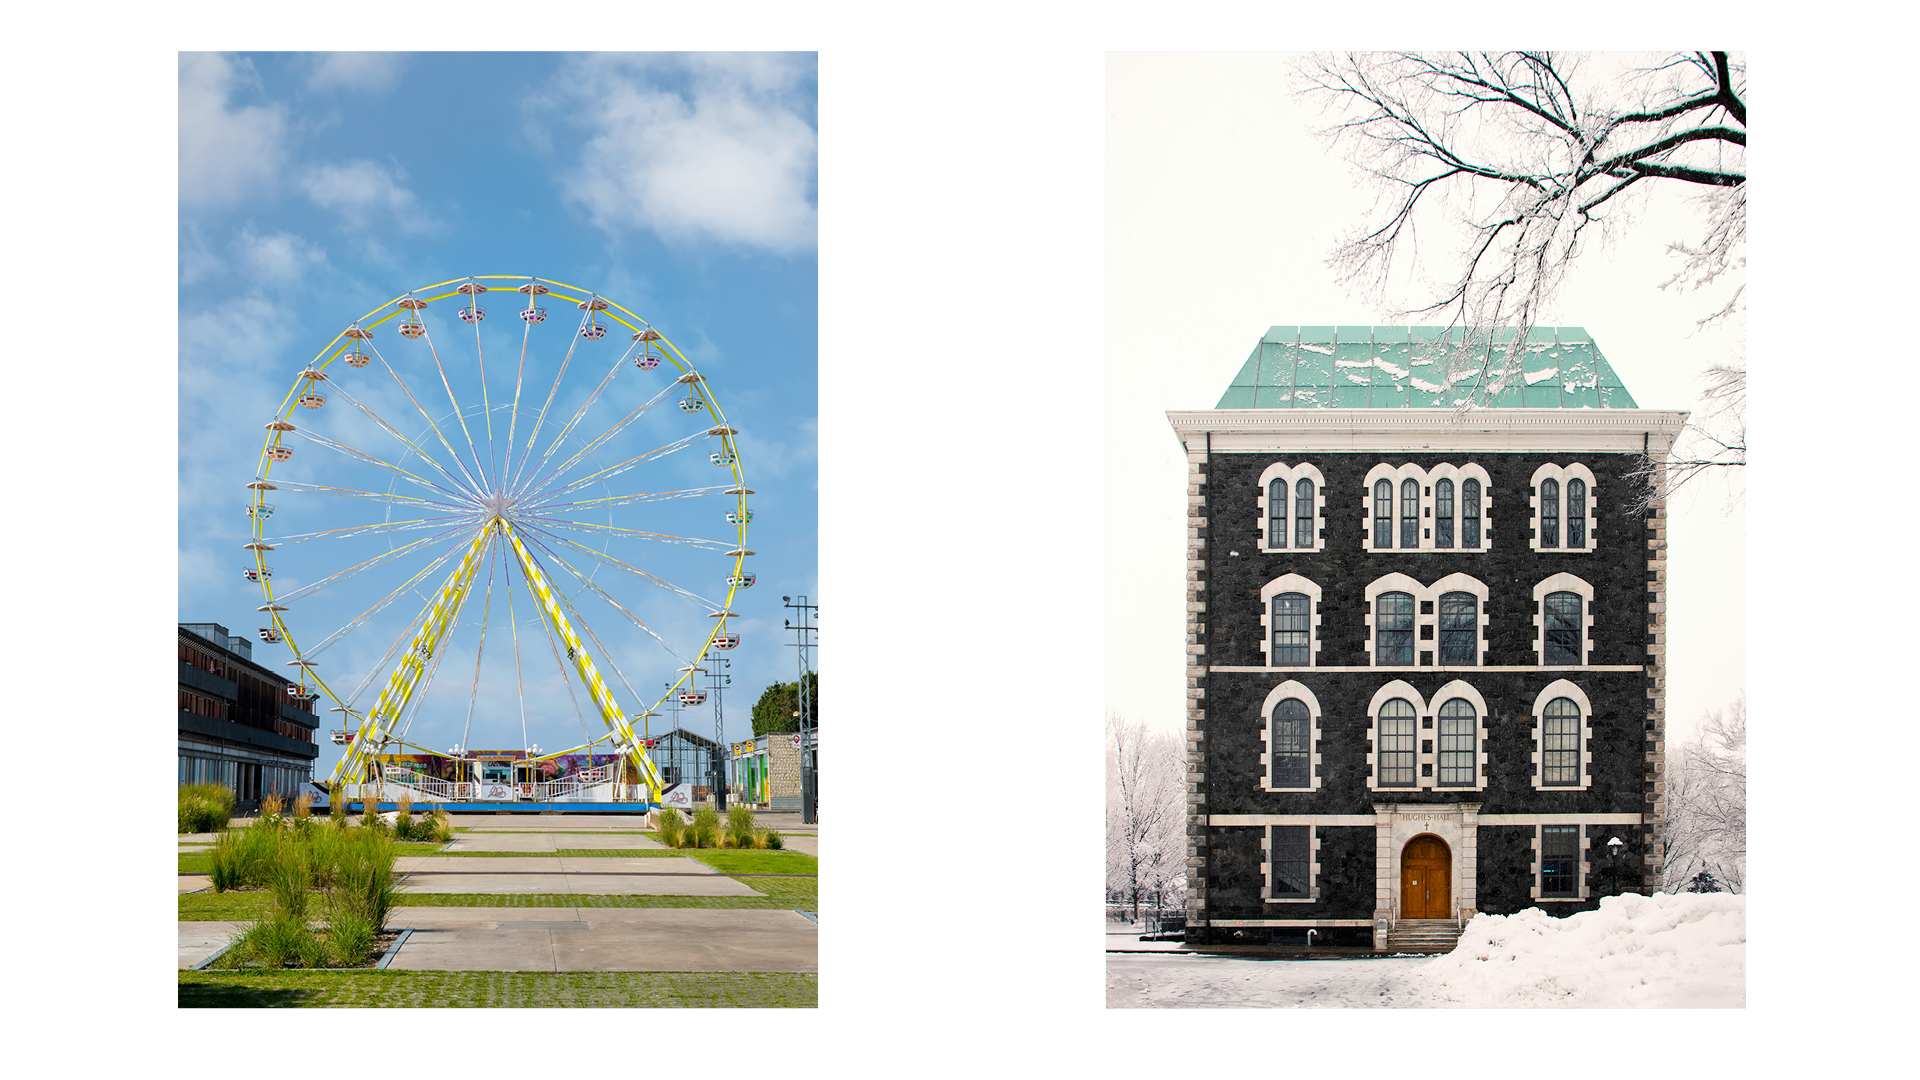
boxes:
[1195,450,1653,924]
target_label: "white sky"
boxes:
[1107,53,1746,746]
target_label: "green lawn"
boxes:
[682,850,817,876]
[181,879,817,920]
[179,970,815,1008]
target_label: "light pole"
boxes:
[706,656,730,813]
[783,595,817,824]
[1606,835,1625,897]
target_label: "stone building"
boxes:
[178,622,320,809]
[1166,326,1686,950]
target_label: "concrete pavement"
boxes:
[393,855,759,896]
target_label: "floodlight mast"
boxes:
[783,595,817,824]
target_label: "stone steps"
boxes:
[1384,919,1465,953]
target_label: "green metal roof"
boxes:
[1214,326,1639,409]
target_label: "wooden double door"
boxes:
[1401,835,1451,919]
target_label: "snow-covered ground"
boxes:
[1107,893,1744,1008]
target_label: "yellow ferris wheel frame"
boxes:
[246,275,751,804]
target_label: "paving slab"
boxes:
[179,875,211,894]
[778,836,817,857]
[180,922,242,968]
[443,833,666,853]
[387,908,815,973]
[394,855,758,896]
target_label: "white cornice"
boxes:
[1168,408,1688,453]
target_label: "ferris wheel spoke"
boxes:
[518,530,696,668]
[291,422,477,505]
[299,527,483,659]
[518,562,597,752]
[520,485,729,516]
[510,352,658,502]
[500,316,536,504]
[520,535,665,718]
[530,429,714,502]
[264,513,482,548]
[262,479,469,516]
[517,515,732,552]
[267,525,473,615]
[323,362,487,501]
[418,328,493,498]
[464,297,501,492]
[505,316,586,498]
[520,523,720,610]
[369,350,490,499]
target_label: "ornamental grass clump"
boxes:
[332,826,399,931]
[656,808,684,848]
[208,817,282,892]
[216,813,402,969]
[690,807,720,849]
[427,806,453,843]
[726,806,755,848]
[178,783,235,834]
[393,795,415,841]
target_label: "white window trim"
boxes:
[1426,462,1493,552]
[1531,824,1591,902]
[1258,680,1323,793]
[1255,462,1327,553]
[1262,823,1319,903]
[1260,574,1323,668]
[1529,679,1596,793]
[1366,680,1425,793]
[1364,572,1491,669]
[1430,679,1489,793]
[1360,462,1493,553]
[1532,573,1596,668]
[1528,462,1598,553]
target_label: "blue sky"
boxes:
[178,52,817,777]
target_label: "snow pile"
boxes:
[1413,892,1744,1008]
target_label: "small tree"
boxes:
[750,671,817,737]
[1663,693,1746,893]
[1106,714,1186,923]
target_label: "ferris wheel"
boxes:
[244,275,752,805]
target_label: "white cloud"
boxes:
[301,159,431,233]
[236,227,326,282]
[548,54,816,252]
[179,52,288,209]
[307,52,409,95]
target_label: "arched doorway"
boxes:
[1401,834,1451,919]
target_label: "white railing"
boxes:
[343,765,647,805]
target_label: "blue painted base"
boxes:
[328,801,657,814]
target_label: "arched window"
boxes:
[1294,478,1314,549]
[1540,478,1560,547]
[1270,593,1310,666]
[1401,478,1420,548]
[1377,699,1416,787]
[1374,479,1393,548]
[1542,697,1581,785]
[1544,591,1583,665]
[1268,478,1287,549]
[1437,699,1476,787]
[1566,478,1586,549]
[1434,478,1454,548]
[1439,591,1477,665]
[1376,592,1414,664]
[1270,698,1310,788]
[1462,478,1481,548]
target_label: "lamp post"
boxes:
[783,595,817,824]
[1606,835,1624,897]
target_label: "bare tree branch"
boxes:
[1298,51,1747,428]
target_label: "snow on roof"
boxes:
[1214,325,1639,409]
